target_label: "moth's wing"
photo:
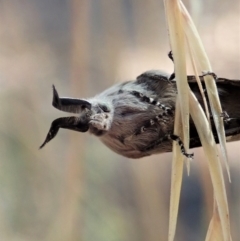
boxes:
[188,74,240,120]
[189,118,240,149]
[187,75,240,87]
[188,75,240,148]
[214,77,240,87]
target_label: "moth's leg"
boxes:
[201,71,218,80]
[221,112,240,137]
[130,90,174,115]
[168,73,175,81]
[168,50,174,62]
[52,85,91,113]
[39,116,89,149]
[130,111,193,158]
[220,111,232,124]
[169,134,194,158]
[203,74,240,85]
[89,113,113,131]
[135,117,193,158]
[140,131,193,158]
[188,71,232,84]
[168,51,175,81]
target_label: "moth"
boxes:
[40,70,240,158]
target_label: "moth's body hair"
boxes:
[40,70,240,159]
[85,72,177,158]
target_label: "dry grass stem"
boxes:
[164,1,232,241]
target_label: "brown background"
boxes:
[0,1,239,240]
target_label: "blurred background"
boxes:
[0,0,239,240]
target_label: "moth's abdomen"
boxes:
[99,89,176,158]
[100,109,174,158]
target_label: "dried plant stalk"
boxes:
[164,1,231,241]
[164,1,190,241]
[168,100,184,241]
[179,1,230,181]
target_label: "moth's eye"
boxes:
[99,104,110,112]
